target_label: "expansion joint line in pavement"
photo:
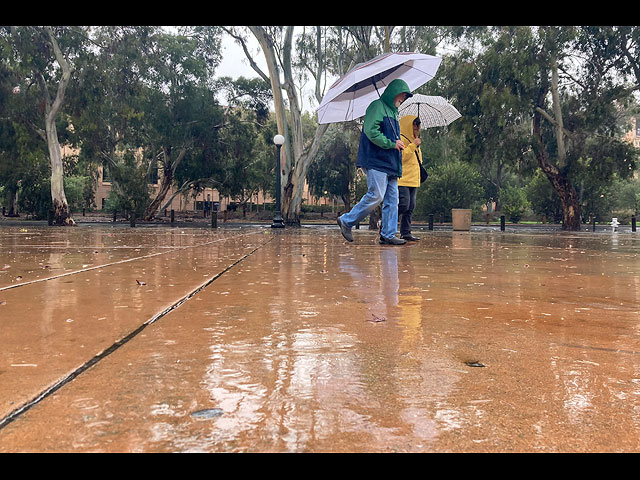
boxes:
[0,231,262,293]
[0,234,274,431]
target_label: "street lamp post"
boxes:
[272,134,285,228]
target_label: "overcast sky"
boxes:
[216,34,264,81]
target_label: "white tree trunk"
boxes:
[248,26,329,225]
[43,26,74,226]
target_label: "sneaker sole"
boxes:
[337,218,353,242]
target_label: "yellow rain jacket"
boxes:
[398,115,422,188]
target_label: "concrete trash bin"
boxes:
[452,208,472,231]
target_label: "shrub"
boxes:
[500,185,530,223]
[525,170,563,223]
[416,161,484,221]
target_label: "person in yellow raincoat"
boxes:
[397,115,423,241]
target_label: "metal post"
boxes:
[130,212,136,227]
[633,215,636,232]
[500,215,505,231]
[429,214,434,231]
[113,210,117,222]
[212,210,217,228]
[592,217,596,232]
[170,209,175,225]
[272,137,285,229]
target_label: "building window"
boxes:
[149,165,158,184]
[102,165,110,182]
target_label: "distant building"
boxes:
[57,134,336,216]
[92,162,332,215]
[624,116,640,149]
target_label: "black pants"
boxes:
[398,186,417,236]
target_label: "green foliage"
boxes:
[308,123,359,206]
[525,170,563,222]
[101,155,150,216]
[4,25,640,224]
[416,161,484,221]
[16,158,51,219]
[500,185,530,223]
[610,177,640,214]
[63,176,94,211]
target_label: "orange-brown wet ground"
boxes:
[1,224,640,452]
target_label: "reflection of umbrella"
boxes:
[398,94,461,128]
[317,52,442,125]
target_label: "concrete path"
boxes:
[1,224,640,452]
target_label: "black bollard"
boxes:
[113,210,117,222]
[593,217,596,232]
[47,209,54,226]
[130,213,136,227]
[211,210,217,228]
[429,214,434,231]
[170,209,175,224]
[82,208,85,216]
[500,215,505,231]
[633,215,637,233]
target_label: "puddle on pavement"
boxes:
[1,226,640,452]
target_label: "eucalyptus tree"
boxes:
[67,26,157,216]
[439,27,536,202]
[1,26,88,225]
[67,26,225,220]
[445,26,637,230]
[531,26,637,229]
[172,80,272,213]
[223,26,335,225]
[134,26,224,220]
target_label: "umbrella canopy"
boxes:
[317,52,442,124]
[397,94,461,128]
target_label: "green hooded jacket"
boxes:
[356,79,413,177]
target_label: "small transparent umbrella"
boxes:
[397,94,461,128]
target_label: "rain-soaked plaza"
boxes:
[1,222,640,452]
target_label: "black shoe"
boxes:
[401,234,420,241]
[337,216,353,242]
[379,236,406,245]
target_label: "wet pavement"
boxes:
[1,223,640,452]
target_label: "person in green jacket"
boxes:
[336,78,413,245]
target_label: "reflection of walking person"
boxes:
[336,79,413,245]
[397,115,422,241]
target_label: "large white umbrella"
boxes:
[317,52,442,125]
[398,94,461,128]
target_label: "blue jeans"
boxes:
[339,168,399,239]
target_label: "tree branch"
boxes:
[535,106,575,140]
[222,27,271,84]
[44,26,73,122]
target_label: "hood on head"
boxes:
[380,79,413,110]
[400,115,419,140]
